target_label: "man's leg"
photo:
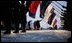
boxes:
[13,7,19,33]
[3,19,11,34]
[13,19,19,33]
[13,12,19,33]
[21,17,26,32]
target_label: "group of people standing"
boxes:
[1,1,30,34]
[1,1,52,34]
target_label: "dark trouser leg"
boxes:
[13,22,19,33]
[3,19,11,34]
[13,17,19,33]
[34,21,40,30]
[37,25,40,30]
[28,22,31,30]
[21,17,26,32]
[34,22,36,30]
[21,19,26,32]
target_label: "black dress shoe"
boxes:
[3,31,11,34]
[13,31,19,33]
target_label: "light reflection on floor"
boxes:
[1,30,71,42]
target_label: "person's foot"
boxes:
[13,30,19,33]
[21,30,26,32]
[48,27,54,30]
[3,31,11,34]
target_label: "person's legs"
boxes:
[34,21,36,30]
[28,21,31,30]
[13,5,20,33]
[3,18,11,34]
[13,11,19,33]
[3,9,12,34]
[37,23,40,30]
[13,17,19,33]
[13,22,19,33]
[34,21,40,30]
[21,17,26,32]
[36,21,40,30]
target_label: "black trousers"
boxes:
[4,18,11,32]
[20,11,27,31]
[13,9,27,31]
[34,21,40,30]
[13,8,19,31]
[28,21,32,30]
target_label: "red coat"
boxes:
[29,1,40,15]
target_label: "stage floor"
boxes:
[1,30,71,42]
